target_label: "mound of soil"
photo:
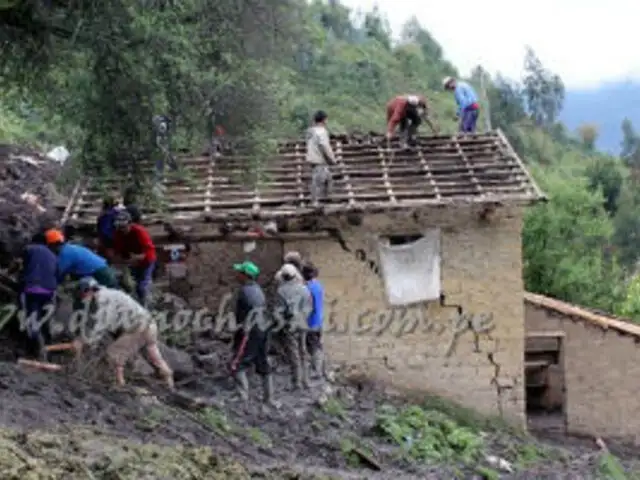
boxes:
[0,339,638,479]
[0,144,66,268]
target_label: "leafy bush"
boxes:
[374,404,483,463]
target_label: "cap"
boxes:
[77,276,99,292]
[44,229,65,245]
[283,251,302,264]
[301,262,318,279]
[279,263,299,278]
[442,76,454,89]
[114,209,132,226]
[233,261,260,278]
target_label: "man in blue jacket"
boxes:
[96,196,120,257]
[443,76,480,133]
[15,241,58,360]
[45,229,119,288]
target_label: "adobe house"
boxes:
[64,130,545,426]
[525,292,640,441]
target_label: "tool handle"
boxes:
[18,358,63,372]
[45,342,76,352]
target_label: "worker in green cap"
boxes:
[228,261,279,408]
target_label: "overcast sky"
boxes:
[340,0,640,89]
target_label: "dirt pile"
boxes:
[0,144,66,268]
[0,429,251,480]
[0,346,638,479]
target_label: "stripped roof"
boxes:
[64,129,546,227]
[525,292,640,339]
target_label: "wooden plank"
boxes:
[378,144,396,203]
[496,129,547,201]
[525,360,551,369]
[526,330,566,338]
[45,342,77,352]
[524,292,640,337]
[454,136,483,196]
[18,359,63,372]
[525,337,560,353]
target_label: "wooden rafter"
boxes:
[64,131,546,227]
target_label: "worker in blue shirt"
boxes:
[443,76,480,133]
[44,229,119,288]
[96,196,121,258]
[302,262,329,380]
[11,240,58,360]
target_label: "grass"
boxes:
[198,407,234,434]
[321,398,348,421]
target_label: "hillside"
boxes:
[560,80,640,154]
[3,1,640,318]
[2,1,640,478]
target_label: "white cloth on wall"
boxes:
[377,229,441,306]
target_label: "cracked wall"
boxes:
[285,206,526,426]
[525,302,640,440]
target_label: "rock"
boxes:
[133,343,195,379]
[485,455,514,473]
[196,353,221,373]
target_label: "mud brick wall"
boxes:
[181,239,283,311]
[285,206,526,426]
[525,302,640,440]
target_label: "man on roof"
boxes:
[442,76,480,133]
[306,110,337,208]
[111,210,157,307]
[386,94,439,148]
[45,229,119,288]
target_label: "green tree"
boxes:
[523,167,623,311]
[585,156,623,216]
[577,123,598,151]
[522,47,565,127]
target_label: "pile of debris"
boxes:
[0,144,67,269]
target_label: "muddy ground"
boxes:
[0,334,638,480]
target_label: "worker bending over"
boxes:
[71,277,173,389]
[306,110,336,208]
[45,229,119,288]
[229,261,278,408]
[111,210,157,307]
[14,240,58,360]
[274,263,313,390]
[442,77,480,133]
[386,94,438,148]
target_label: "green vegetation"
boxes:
[374,404,484,463]
[3,0,640,318]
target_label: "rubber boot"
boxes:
[301,360,310,389]
[262,375,280,410]
[235,370,249,402]
[311,350,323,379]
[292,363,303,391]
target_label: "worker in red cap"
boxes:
[386,94,439,148]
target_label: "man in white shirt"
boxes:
[71,277,174,389]
[306,110,337,207]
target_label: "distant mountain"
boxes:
[559,80,640,155]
